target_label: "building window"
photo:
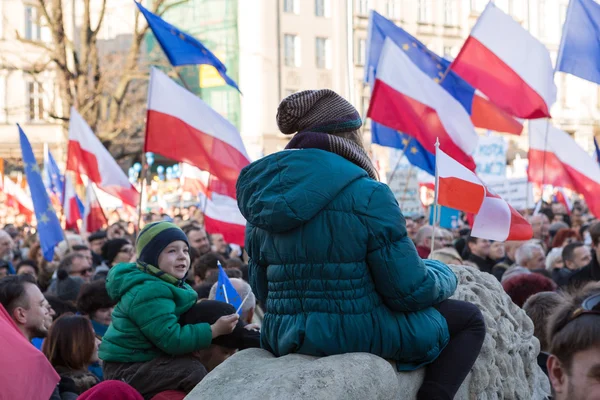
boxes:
[443,46,453,58]
[315,0,330,17]
[444,0,457,26]
[315,37,331,69]
[385,0,400,20]
[361,95,370,119]
[283,0,299,14]
[470,0,487,13]
[357,0,369,16]
[27,81,44,122]
[24,5,41,41]
[284,34,301,67]
[418,0,431,23]
[357,38,366,65]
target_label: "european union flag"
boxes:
[556,0,600,85]
[365,10,473,112]
[214,263,242,314]
[43,147,64,204]
[18,125,64,261]
[372,122,436,176]
[136,1,240,92]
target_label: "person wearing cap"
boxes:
[236,89,486,400]
[99,221,239,399]
[94,239,134,280]
[87,231,107,267]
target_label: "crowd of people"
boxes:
[1,90,600,400]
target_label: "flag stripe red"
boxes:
[507,204,534,240]
[369,80,476,170]
[438,176,486,214]
[451,37,550,119]
[145,110,249,199]
[470,95,523,135]
[204,215,245,247]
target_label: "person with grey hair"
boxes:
[515,242,546,272]
[209,278,256,326]
[414,225,444,259]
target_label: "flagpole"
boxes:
[388,138,412,185]
[399,164,414,209]
[136,153,147,232]
[431,138,440,254]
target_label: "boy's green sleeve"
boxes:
[129,284,213,355]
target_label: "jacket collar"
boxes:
[136,261,185,287]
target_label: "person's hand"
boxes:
[211,314,239,338]
[244,323,260,332]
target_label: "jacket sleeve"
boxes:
[364,184,457,312]
[249,257,268,304]
[129,284,213,355]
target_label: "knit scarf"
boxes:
[285,131,379,180]
[136,261,185,288]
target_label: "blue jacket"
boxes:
[236,149,457,370]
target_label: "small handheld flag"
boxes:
[214,262,242,314]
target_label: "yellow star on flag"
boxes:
[402,43,409,51]
[47,203,55,213]
[410,147,418,154]
[39,213,50,224]
[433,78,440,83]
[412,42,417,47]
[437,64,443,69]
[27,162,41,175]
[179,33,185,40]
[401,138,410,147]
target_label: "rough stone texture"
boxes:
[186,265,551,400]
[186,349,400,400]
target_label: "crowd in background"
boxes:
[0,197,599,399]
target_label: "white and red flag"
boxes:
[83,183,108,234]
[145,68,251,199]
[202,176,246,247]
[63,173,82,232]
[436,145,532,241]
[66,108,139,207]
[180,163,209,196]
[450,2,556,119]
[528,120,600,218]
[2,176,34,220]
[368,38,478,170]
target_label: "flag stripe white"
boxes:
[376,39,478,155]
[529,120,600,182]
[470,3,557,106]
[147,68,250,160]
[471,196,511,241]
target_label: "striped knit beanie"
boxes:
[136,222,189,268]
[277,89,362,136]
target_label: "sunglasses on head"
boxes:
[559,293,600,333]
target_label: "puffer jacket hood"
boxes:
[236,148,367,233]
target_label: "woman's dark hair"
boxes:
[45,295,78,319]
[42,314,96,370]
[76,280,116,316]
[16,259,39,275]
[193,252,227,280]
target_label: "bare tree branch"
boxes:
[92,0,108,36]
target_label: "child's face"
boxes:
[157,240,190,280]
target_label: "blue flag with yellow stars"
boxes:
[372,122,435,176]
[136,1,240,92]
[18,125,64,261]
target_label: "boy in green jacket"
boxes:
[99,221,238,398]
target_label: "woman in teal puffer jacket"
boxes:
[236,90,486,400]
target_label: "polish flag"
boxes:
[2,176,34,220]
[437,146,532,241]
[368,38,478,171]
[82,184,108,234]
[66,108,139,207]
[145,68,251,199]
[554,188,572,215]
[528,120,600,218]
[203,178,246,247]
[450,2,556,119]
[63,173,82,232]
[180,163,209,196]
